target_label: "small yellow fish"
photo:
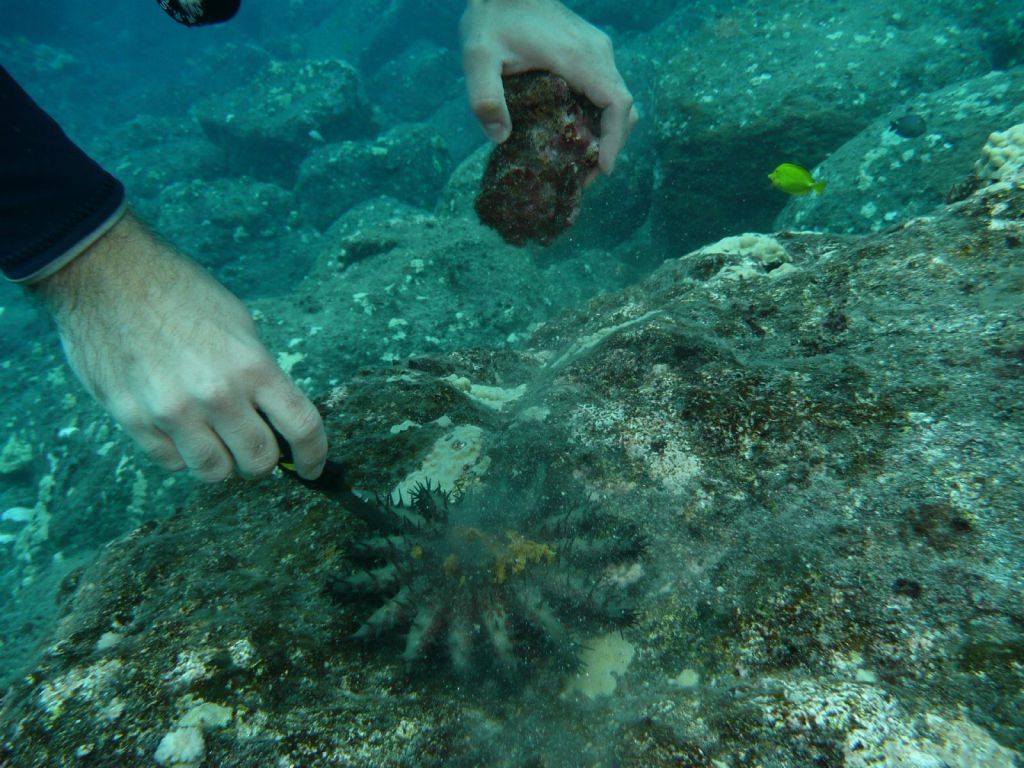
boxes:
[768,163,827,195]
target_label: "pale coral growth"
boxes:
[976,123,1024,184]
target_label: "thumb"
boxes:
[463,43,512,143]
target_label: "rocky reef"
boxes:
[774,67,1024,235]
[193,58,376,186]
[2,126,1022,766]
[4,1,1024,765]
[474,72,600,246]
[640,0,1022,254]
[295,123,453,231]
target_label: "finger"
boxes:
[109,399,187,472]
[256,382,327,480]
[167,423,234,483]
[562,49,635,175]
[211,409,280,479]
[128,424,187,472]
[596,89,636,174]
[462,41,512,143]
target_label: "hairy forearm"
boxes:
[28,214,192,408]
[27,204,325,480]
[29,212,189,334]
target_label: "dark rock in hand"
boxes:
[475,72,600,246]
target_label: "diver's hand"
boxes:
[31,212,327,482]
[460,0,638,174]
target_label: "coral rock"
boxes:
[474,72,600,246]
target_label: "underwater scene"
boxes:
[1,0,1023,765]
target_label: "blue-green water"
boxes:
[2,1,1023,765]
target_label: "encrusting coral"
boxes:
[975,122,1024,184]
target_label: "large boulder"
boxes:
[367,41,461,123]
[648,0,1003,256]
[250,198,636,388]
[92,116,227,202]
[193,58,377,186]
[294,123,453,231]
[775,66,1024,234]
[425,95,487,166]
[109,138,225,201]
[153,177,317,297]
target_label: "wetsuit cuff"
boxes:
[11,199,128,285]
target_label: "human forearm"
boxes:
[31,212,328,483]
[29,212,180,330]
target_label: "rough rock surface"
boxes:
[424,93,488,166]
[2,136,1021,767]
[776,66,1024,234]
[346,0,461,73]
[152,177,318,298]
[295,123,453,231]
[91,116,227,203]
[367,41,461,123]
[0,332,193,688]
[193,59,376,185]
[649,0,1008,255]
[250,198,640,391]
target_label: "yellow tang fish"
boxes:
[768,163,827,195]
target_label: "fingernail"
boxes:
[484,121,508,142]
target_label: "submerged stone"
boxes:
[474,72,600,246]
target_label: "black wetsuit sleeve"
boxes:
[0,65,126,283]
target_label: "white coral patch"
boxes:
[695,233,794,282]
[154,726,205,767]
[443,374,527,411]
[976,122,1024,184]
[562,632,635,699]
[391,425,488,500]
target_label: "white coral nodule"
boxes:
[976,123,1024,184]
